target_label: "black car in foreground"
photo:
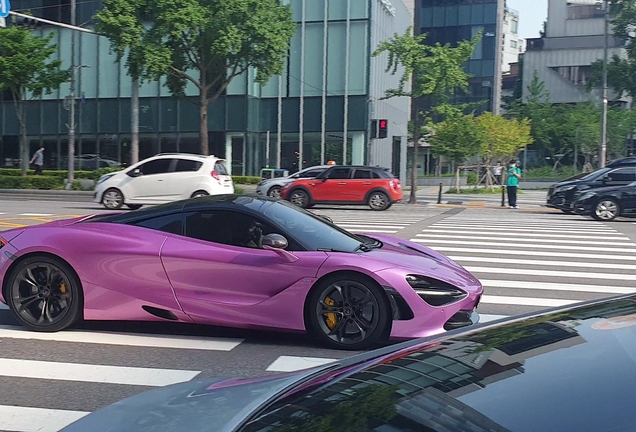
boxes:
[63,294,636,432]
[572,181,636,220]
[547,162,636,212]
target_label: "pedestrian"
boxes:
[505,159,522,209]
[492,161,502,185]
[30,147,45,175]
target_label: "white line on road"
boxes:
[0,325,244,351]
[417,234,630,246]
[411,238,636,253]
[347,229,398,233]
[428,224,620,235]
[0,405,89,432]
[17,213,55,217]
[466,266,636,282]
[0,357,201,386]
[451,256,636,271]
[339,224,405,229]
[424,228,631,240]
[426,246,636,261]
[480,279,636,295]
[266,356,336,372]
[479,314,509,323]
[481,295,578,307]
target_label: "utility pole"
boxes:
[600,0,609,168]
[66,0,77,189]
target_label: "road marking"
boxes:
[479,314,509,323]
[451,256,636,271]
[417,234,629,246]
[0,325,244,351]
[266,356,336,372]
[347,229,399,233]
[480,279,636,295]
[0,405,89,432]
[339,224,404,229]
[481,295,578,307]
[428,224,620,235]
[411,238,636,253]
[17,213,55,217]
[0,357,200,386]
[427,246,636,261]
[0,221,26,228]
[466,266,636,281]
[425,228,631,240]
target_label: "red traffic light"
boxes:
[379,120,387,129]
[378,119,388,138]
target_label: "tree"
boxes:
[475,112,533,165]
[429,109,482,166]
[145,0,296,155]
[374,27,481,204]
[94,0,157,165]
[0,28,70,177]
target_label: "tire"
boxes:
[561,209,573,214]
[191,190,209,198]
[126,204,142,210]
[6,255,82,332]
[267,185,283,199]
[592,198,620,221]
[367,191,391,211]
[289,189,311,208]
[306,274,390,350]
[102,188,124,210]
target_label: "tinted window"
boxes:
[353,169,372,179]
[299,169,325,178]
[582,167,611,181]
[608,168,636,183]
[214,161,229,175]
[175,159,203,172]
[140,159,173,175]
[327,168,351,180]
[134,214,183,235]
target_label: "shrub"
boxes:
[232,176,261,185]
[0,175,64,190]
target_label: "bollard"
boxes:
[437,182,443,204]
[501,185,506,207]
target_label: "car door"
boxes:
[127,158,176,201]
[308,167,352,202]
[160,209,328,326]
[172,158,204,199]
[620,183,636,215]
[348,169,376,202]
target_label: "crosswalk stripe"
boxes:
[481,295,577,307]
[339,224,404,229]
[0,325,243,351]
[348,229,398,233]
[424,228,631,240]
[428,246,636,261]
[266,356,336,372]
[480,279,636,295]
[466,266,636,281]
[411,238,636,253]
[0,358,200,386]
[17,213,55,217]
[417,234,630,246]
[451,256,636,271]
[428,224,620,234]
[0,405,88,432]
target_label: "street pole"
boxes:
[66,0,77,189]
[600,0,609,168]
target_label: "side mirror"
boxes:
[262,233,288,249]
[319,215,333,224]
[603,175,612,183]
[128,168,142,178]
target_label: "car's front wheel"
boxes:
[268,185,283,199]
[289,189,311,208]
[102,188,124,210]
[6,255,82,332]
[306,274,390,350]
[593,198,621,221]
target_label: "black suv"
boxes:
[547,157,636,212]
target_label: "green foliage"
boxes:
[231,176,261,185]
[446,187,512,194]
[429,111,482,164]
[0,168,121,180]
[0,175,63,190]
[524,166,578,179]
[476,112,533,163]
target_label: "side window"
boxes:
[327,168,351,180]
[214,161,229,175]
[184,210,287,249]
[353,170,372,179]
[175,159,203,172]
[608,168,636,183]
[140,159,173,175]
[134,214,184,235]
[300,169,323,178]
[372,171,382,179]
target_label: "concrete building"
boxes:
[502,6,524,73]
[522,0,628,105]
[0,0,412,181]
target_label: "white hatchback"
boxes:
[94,153,234,210]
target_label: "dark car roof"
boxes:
[607,156,636,168]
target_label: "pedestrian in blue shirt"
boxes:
[505,159,521,208]
[30,147,45,175]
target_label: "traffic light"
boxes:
[378,119,388,139]
[370,120,378,138]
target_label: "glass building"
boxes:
[0,0,411,179]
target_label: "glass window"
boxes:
[305,0,325,21]
[175,159,202,172]
[432,6,445,27]
[348,22,368,95]
[299,169,326,178]
[140,158,173,175]
[327,22,346,95]
[608,168,636,183]
[326,167,351,179]
[511,40,518,48]
[353,169,372,179]
[214,161,229,175]
[511,19,519,34]
[135,214,184,235]
[303,24,324,98]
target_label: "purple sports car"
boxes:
[0,195,482,350]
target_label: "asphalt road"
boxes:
[1,197,635,431]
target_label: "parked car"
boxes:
[281,165,403,211]
[547,162,636,212]
[0,195,482,351]
[62,294,636,432]
[94,153,233,210]
[256,165,331,198]
[572,181,636,221]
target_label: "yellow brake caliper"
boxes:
[324,297,337,329]
[59,282,67,301]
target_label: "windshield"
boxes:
[580,168,611,181]
[264,201,365,252]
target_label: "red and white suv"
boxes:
[280,165,402,211]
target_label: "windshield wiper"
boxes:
[317,248,352,253]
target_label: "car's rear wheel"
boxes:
[126,204,142,210]
[268,185,283,199]
[593,198,620,221]
[290,189,310,208]
[368,191,390,211]
[192,190,209,198]
[306,274,390,350]
[6,256,82,332]
[102,188,124,210]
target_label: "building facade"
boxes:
[0,0,411,180]
[523,0,628,105]
[502,6,523,73]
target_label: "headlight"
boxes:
[406,275,467,307]
[556,185,576,193]
[97,174,115,184]
[577,191,596,202]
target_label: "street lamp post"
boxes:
[66,0,77,189]
[600,0,609,168]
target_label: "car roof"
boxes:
[607,156,636,168]
[152,153,223,161]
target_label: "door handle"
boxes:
[363,182,372,185]
[338,182,347,185]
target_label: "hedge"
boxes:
[0,167,121,181]
[231,176,261,185]
[0,175,64,190]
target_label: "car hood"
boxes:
[362,234,479,288]
[577,185,626,196]
[552,179,582,189]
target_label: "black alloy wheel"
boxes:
[307,275,389,350]
[7,256,82,332]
